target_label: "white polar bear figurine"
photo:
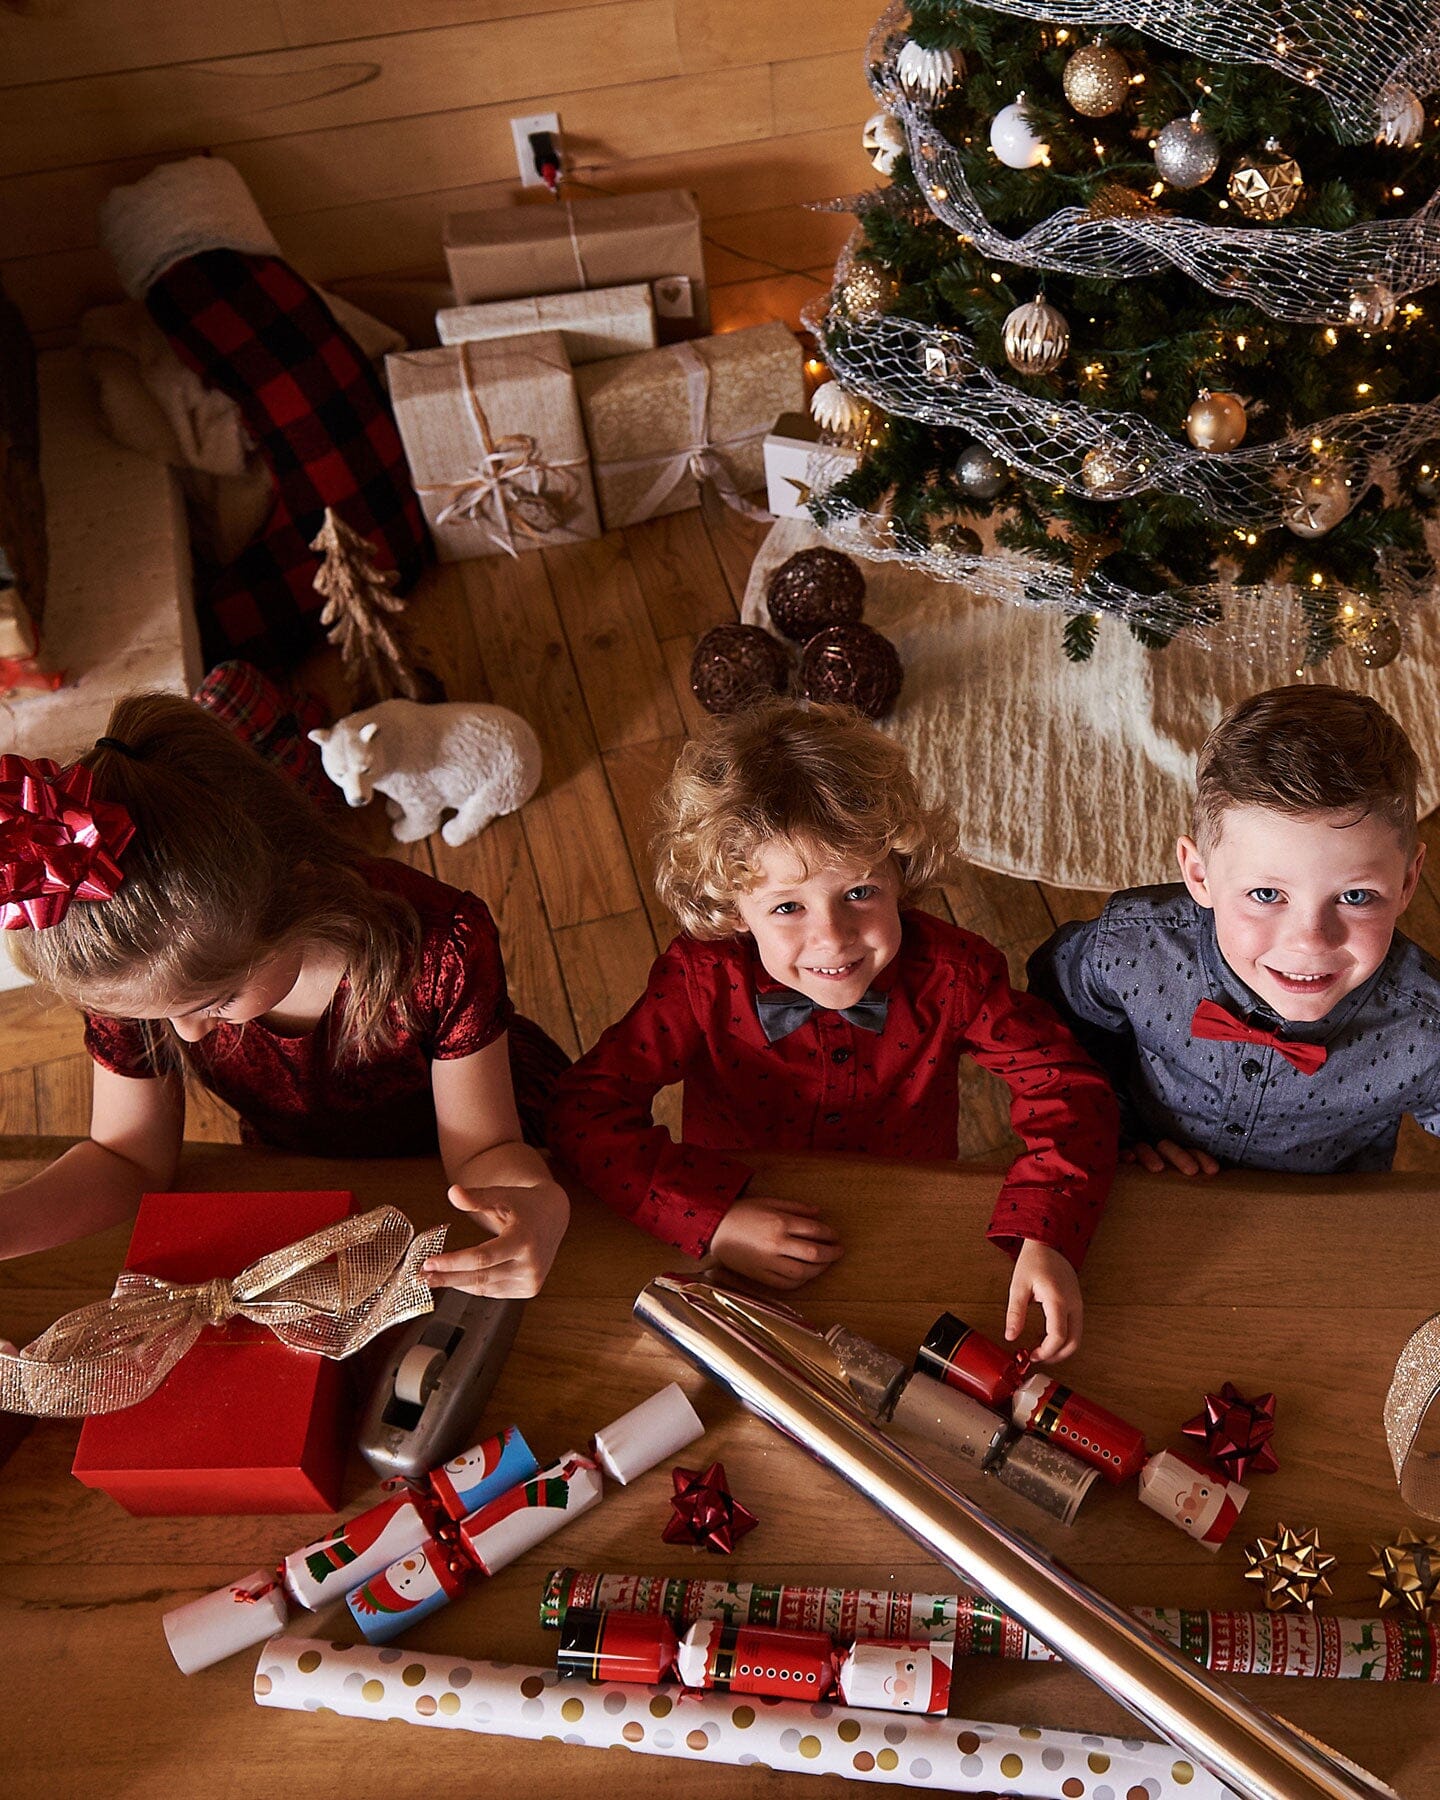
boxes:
[309,699,542,847]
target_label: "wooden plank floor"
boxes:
[6,431,1440,1177]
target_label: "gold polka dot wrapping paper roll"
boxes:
[253,1635,1235,1796]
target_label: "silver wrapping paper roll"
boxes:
[593,1383,703,1484]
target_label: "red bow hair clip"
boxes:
[0,756,135,930]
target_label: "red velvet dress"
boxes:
[85,859,568,1156]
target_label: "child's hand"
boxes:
[708,1196,844,1291]
[423,1181,571,1298]
[1121,1138,1220,1177]
[1005,1240,1082,1363]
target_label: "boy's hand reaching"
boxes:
[1005,1239,1082,1363]
[1122,1138,1220,1177]
[423,1181,570,1298]
[708,1196,844,1291]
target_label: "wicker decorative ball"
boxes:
[766,548,867,642]
[799,623,904,719]
[689,623,791,716]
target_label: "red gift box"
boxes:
[72,1189,358,1516]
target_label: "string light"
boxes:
[1357,381,1373,394]
[1324,327,1339,344]
[1311,571,1325,586]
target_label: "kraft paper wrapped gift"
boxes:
[577,322,805,531]
[436,283,656,365]
[386,331,600,561]
[764,410,861,518]
[443,191,708,340]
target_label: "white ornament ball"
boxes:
[897,40,961,102]
[1002,296,1070,374]
[810,381,872,441]
[1282,465,1354,536]
[863,110,908,175]
[990,99,1048,170]
[1153,115,1220,189]
[1348,281,1398,330]
[1185,391,1248,452]
[1376,84,1425,148]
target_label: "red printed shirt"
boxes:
[548,910,1118,1264]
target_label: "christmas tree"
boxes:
[310,507,427,705]
[809,2,1440,666]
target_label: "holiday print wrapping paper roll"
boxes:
[1011,1373,1147,1485]
[284,1491,436,1610]
[428,1424,539,1523]
[458,1451,602,1577]
[254,1636,1237,1797]
[1136,1609,1440,1681]
[345,1535,470,1644]
[676,1619,837,1700]
[593,1383,704,1485]
[163,1569,289,1675]
[1138,1451,1248,1550]
[558,1607,680,1685]
[836,1641,954,1715]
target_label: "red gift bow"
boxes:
[1189,999,1327,1075]
[1182,1380,1279,1481]
[0,755,135,930]
[662,1459,758,1555]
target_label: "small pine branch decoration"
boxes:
[310,508,425,706]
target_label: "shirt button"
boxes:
[831,1048,851,1065]
[1241,1058,1263,1080]
[1225,1122,1244,1136]
[824,1111,842,1125]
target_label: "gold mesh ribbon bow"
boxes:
[0,1205,446,1418]
[1384,1311,1440,1519]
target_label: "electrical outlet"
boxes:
[510,112,561,187]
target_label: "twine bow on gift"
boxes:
[1385,1312,1440,1519]
[0,1205,446,1418]
[603,342,775,530]
[414,342,585,559]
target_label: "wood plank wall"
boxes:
[0,0,881,344]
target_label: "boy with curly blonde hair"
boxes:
[549,702,1118,1362]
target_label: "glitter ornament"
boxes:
[1370,1529,1440,1617]
[766,548,866,642]
[1227,140,1304,221]
[1376,83,1425,148]
[1062,44,1131,118]
[1185,391,1248,451]
[863,110,907,176]
[1081,441,1134,496]
[839,260,898,316]
[933,520,983,559]
[897,40,960,102]
[810,380,872,442]
[1282,463,1354,536]
[1002,296,1070,374]
[799,623,904,719]
[990,98,1048,170]
[1243,1524,1337,1612]
[1153,114,1221,190]
[1348,281,1398,330]
[689,625,791,716]
[955,442,1009,498]
[1354,610,1403,668]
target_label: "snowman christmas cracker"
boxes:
[459,1452,604,1575]
[430,1423,539,1520]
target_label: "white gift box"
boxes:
[436,283,657,365]
[763,411,859,518]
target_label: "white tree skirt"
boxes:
[743,518,1440,892]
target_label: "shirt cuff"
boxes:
[633,1156,753,1260]
[985,1183,1099,1271]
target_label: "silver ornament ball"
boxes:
[1185,391,1247,452]
[1062,44,1130,118]
[1081,442,1133,497]
[1376,84,1425,148]
[955,443,1009,499]
[1348,282,1397,330]
[1153,115,1220,189]
[1002,296,1070,375]
[897,40,961,102]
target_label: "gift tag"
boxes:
[651,275,694,320]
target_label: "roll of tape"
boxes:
[394,1345,445,1407]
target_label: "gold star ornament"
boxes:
[1243,1524,1337,1612]
[1370,1529,1440,1618]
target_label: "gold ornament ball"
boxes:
[1002,296,1070,375]
[1227,141,1304,222]
[1081,442,1132,497]
[1185,391,1247,452]
[1283,465,1354,537]
[1356,612,1402,669]
[1062,44,1130,118]
[839,260,898,316]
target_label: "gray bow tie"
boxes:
[754,986,889,1044]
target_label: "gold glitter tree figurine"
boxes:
[1243,1524,1337,1612]
[311,507,426,707]
[1370,1529,1440,1618]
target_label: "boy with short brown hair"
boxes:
[1029,683,1435,1176]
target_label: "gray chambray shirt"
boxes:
[1027,883,1440,1173]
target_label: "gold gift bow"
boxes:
[0,1205,445,1419]
[413,341,587,558]
[1385,1311,1440,1518]
[600,341,775,529]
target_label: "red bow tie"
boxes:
[1189,999,1327,1075]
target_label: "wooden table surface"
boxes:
[2,1140,1437,1800]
